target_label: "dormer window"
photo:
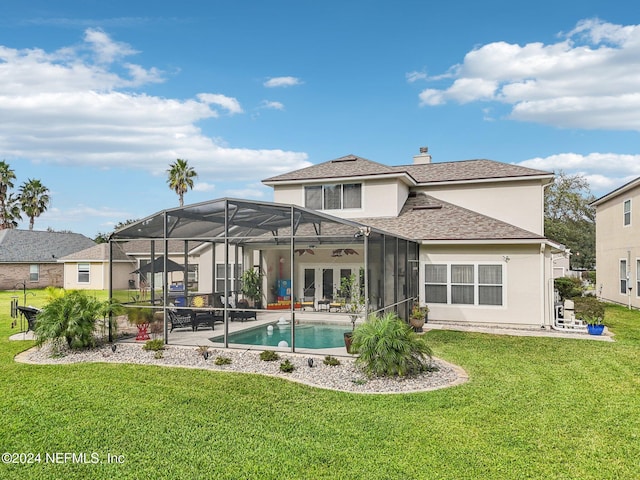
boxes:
[305,183,362,210]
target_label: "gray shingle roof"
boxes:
[58,243,131,262]
[262,154,552,184]
[395,159,552,183]
[355,193,545,241]
[0,230,96,263]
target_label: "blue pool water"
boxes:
[210,323,349,349]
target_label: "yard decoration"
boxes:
[127,306,155,341]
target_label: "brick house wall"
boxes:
[0,263,64,290]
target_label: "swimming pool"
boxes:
[210,323,349,349]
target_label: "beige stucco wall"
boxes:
[421,243,550,328]
[421,179,546,235]
[63,262,133,290]
[272,178,409,218]
[595,187,640,308]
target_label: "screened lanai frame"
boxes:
[108,198,420,352]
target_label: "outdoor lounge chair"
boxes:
[17,306,40,332]
[167,309,193,332]
[232,299,257,322]
[191,295,224,331]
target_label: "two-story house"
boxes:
[591,177,640,308]
[110,148,563,339]
[263,149,562,329]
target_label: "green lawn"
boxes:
[1,290,639,479]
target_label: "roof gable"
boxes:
[591,176,640,206]
[262,154,398,183]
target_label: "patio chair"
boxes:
[232,298,257,322]
[301,288,315,311]
[17,306,40,332]
[167,308,193,332]
[191,295,224,330]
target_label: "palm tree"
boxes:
[19,178,50,230]
[167,159,197,207]
[0,193,22,229]
[0,160,17,229]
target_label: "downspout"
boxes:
[540,242,548,329]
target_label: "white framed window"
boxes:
[479,265,503,305]
[78,263,90,283]
[424,263,504,306]
[620,259,628,295]
[304,183,362,210]
[624,199,631,226]
[215,263,241,293]
[424,264,447,304]
[29,264,39,282]
[451,264,474,305]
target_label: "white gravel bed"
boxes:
[17,342,467,394]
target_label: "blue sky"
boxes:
[1,1,638,238]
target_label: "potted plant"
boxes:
[574,296,605,335]
[409,302,429,332]
[240,268,263,308]
[127,306,155,341]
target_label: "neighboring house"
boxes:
[59,243,135,291]
[263,149,564,328]
[0,229,96,290]
[591,177,640,308]
[60,240,202,292]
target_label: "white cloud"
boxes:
[197,93,243,114]
[259,100,284,110]
[193,182,215,192]
[263,76,302,88]
[406,71,427,83]
[516,152,640,195]
[418,18,640,131]
[83,28,137,64]
[0,29,310,178]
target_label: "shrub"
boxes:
[555,276,583,300]
[143,339,165,351]
[351,312,433,377]
[279,359,295,373]
[574,296,605,325]
[34,290,111,351]
[214,356,232,365]
[323,355,341,366]
[260,350,280,361]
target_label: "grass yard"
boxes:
[1,290,639,479]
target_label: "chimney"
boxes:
[413,146,431,164]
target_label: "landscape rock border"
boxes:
[15,342,468,394]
